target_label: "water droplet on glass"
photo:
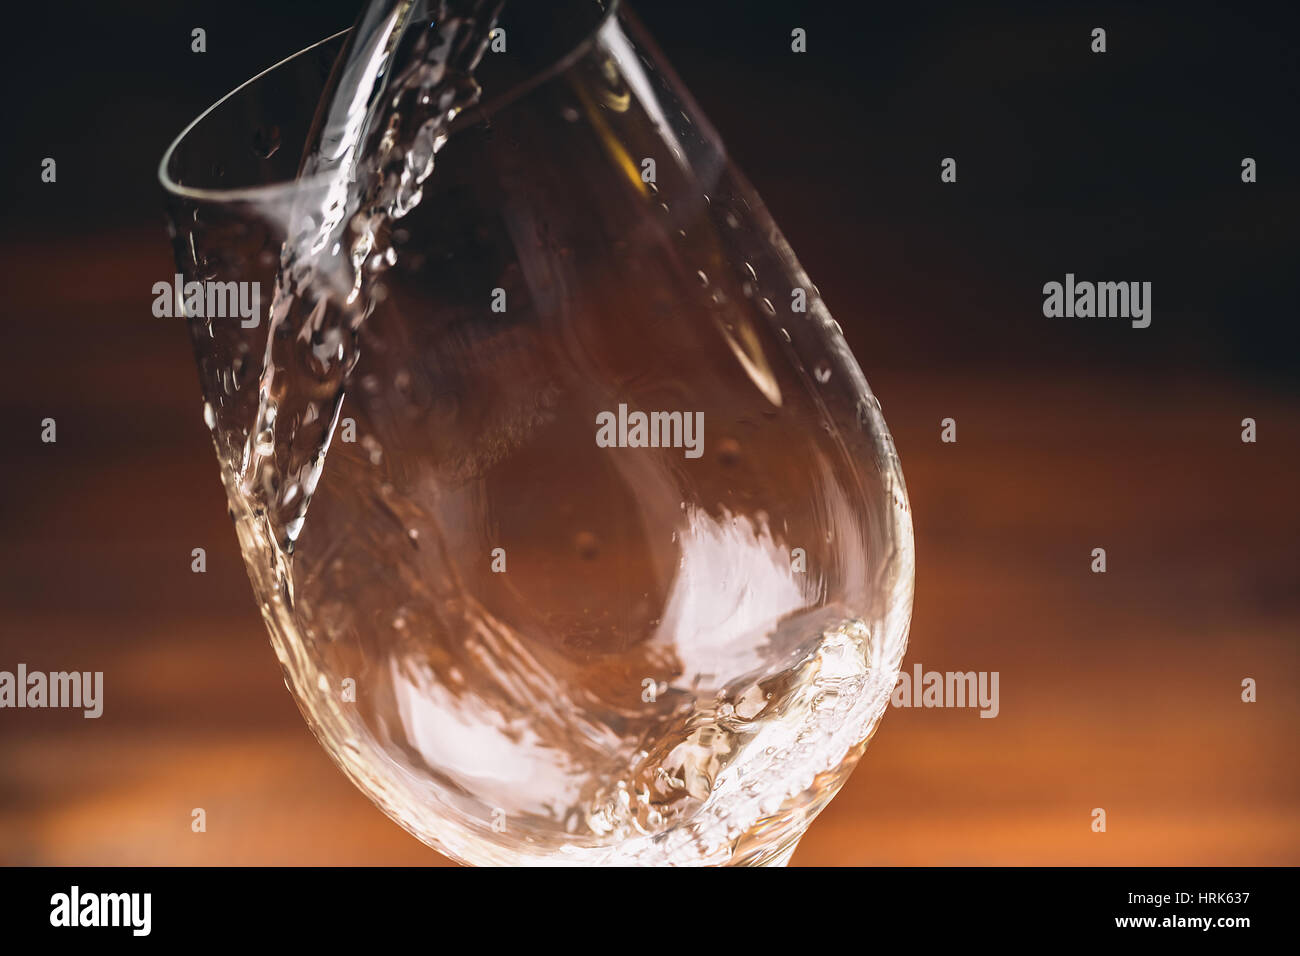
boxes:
[574,531,600,560]
[717,438,742,466]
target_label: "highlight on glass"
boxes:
[159,0,914,866]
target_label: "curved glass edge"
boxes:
[158,0,622,205]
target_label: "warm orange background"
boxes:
[0,232,1295,865]
[1,0,1297,866]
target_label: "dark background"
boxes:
[4,0,1299,375]
[0,0,1296,864]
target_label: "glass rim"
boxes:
[158,0,622,205]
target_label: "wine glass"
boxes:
[160,0,913,866]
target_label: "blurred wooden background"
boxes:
[0,230,1295,865]
[0,0,1297,866]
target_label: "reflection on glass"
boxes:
[161,0,913,866]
